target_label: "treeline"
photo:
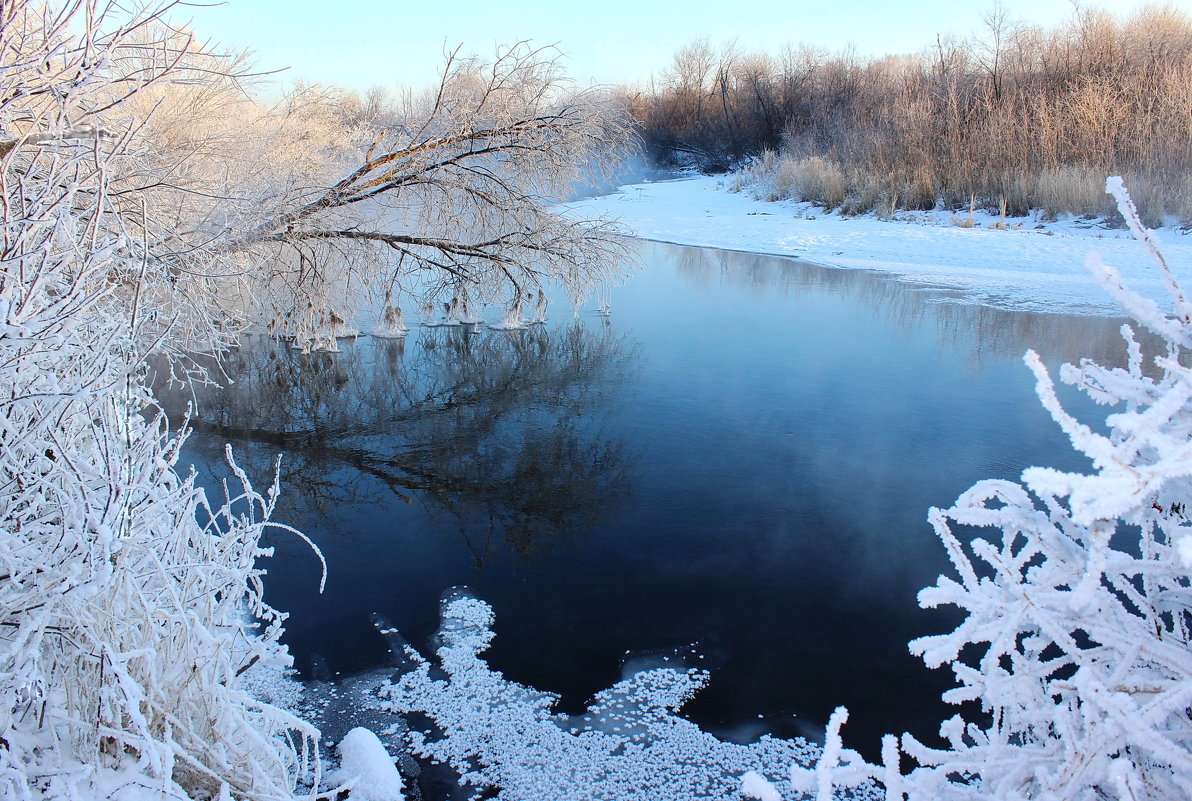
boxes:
[623,4,1192,224]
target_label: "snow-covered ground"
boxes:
[564,175,1192,317]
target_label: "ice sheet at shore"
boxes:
[564,176,1192,317]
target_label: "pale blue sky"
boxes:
[176,0,1189,94]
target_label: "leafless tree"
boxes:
[640,6,1192,223]
[96,38,637,351]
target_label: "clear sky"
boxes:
[175,0,1192,95]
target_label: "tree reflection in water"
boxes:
[668,243,1155,370]
[154,321,636,567]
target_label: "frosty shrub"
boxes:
[744,178,1192,800]
[376,590,835,801]
[0,3,329,798]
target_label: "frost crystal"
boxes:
[375,591,835,800]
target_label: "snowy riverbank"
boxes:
[564,175,1192,317]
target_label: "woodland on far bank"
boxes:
[621,3,1192,226]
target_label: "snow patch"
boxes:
[741,770,782,801]
[564,176,1192,317]
[335,727,404,801]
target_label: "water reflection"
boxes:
[156,322,636,566]
[667,244,1148,368]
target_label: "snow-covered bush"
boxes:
[333,728,404,801]
[0,4,321,798]
[747,179,1192,800]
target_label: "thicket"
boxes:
[627,4,1192,224]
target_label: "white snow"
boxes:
[564,175,1192,317]
[371,305,409,338]
[335,727,404,801]
[741,770,782,801]
[378,592,833,801]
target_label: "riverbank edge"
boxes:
[564,174,1192,318]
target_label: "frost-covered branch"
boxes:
[102,40,637,351]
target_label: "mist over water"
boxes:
[161,241,1136,759]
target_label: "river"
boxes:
[156,239,1135,759]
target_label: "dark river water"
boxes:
[157,241,1136,758]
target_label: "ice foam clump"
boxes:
[375,590,853,800]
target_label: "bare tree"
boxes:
[99,39,636,351]
[638,5,1192,222]
[976,1,1015,100]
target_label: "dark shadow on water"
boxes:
[157,322,636,566]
